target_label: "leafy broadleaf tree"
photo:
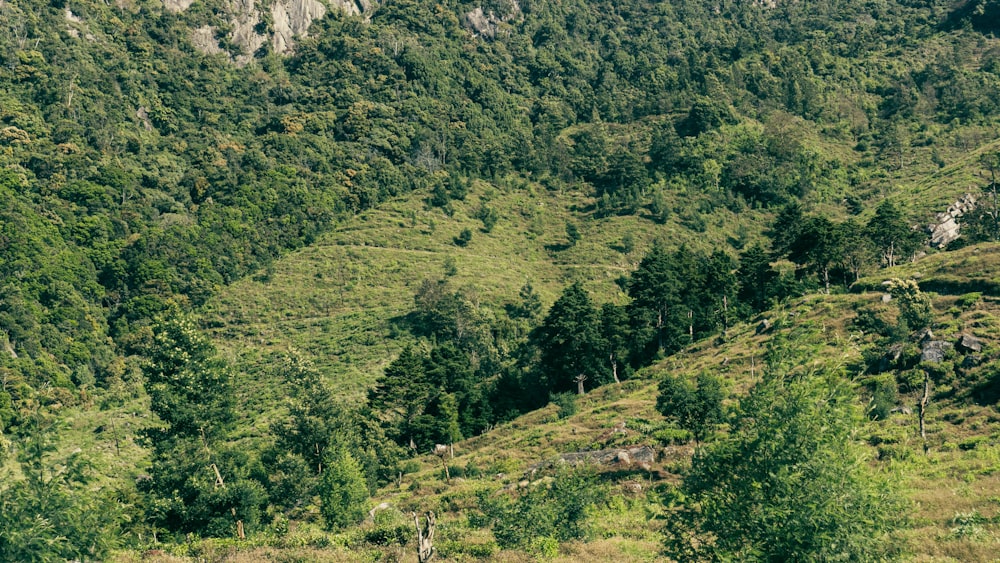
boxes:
[665,364,904,561]
[865,201,922,268]
[137,315,266,538]
[656,372,725,443]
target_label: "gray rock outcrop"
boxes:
[928,193,977,248]
[921,340,953,363]
[529,445,656,473]
[956,333,984,354]
[463,0,521,39]
[172,0,365,64]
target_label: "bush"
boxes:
[453,228,473,247]
[665,368,905,561]
[549,392,578,419]
[653,427,692,445]
[866,375,898,421]
[475,466,606,549]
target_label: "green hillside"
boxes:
[4,0,1000,560]
[200,178,761,397]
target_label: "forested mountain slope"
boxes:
[3,0,1000,559]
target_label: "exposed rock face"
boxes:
[463,0,521,39]
[956,333,984,353]
[163,0,195,13]
[136,106,154,132]
[529,445,657,473]
[171,0,364,63]
[190,25,227,57]
[921,340,953,363]
[271,0,327,55]
[928,193,977,248]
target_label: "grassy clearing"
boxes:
[200,178,764,397]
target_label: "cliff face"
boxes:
[170,0,371,64]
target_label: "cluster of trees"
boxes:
[2,0,998,429]
[125,314,403,540]
[0,0,998,555]
[371,196,928,452]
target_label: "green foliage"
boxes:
[626,244,739,364]
[477,205,500,233]
[550,392,579,419]
[3,0,1000,551]
[369,342,490,451]
[0,411,120,562]
[886,278,933,332]
[454,228,473,247]
[565,221,581,247]
[476,466,606,549]
[866,201,922,269]
[318,447,369,531]
[866,375,899,421]
[136,315,268,537]
[531,282,605,398]
[665,367,904,561]
[656,372,725,442]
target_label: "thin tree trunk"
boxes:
[919,372,930,441]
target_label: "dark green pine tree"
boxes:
[626,243,695,364]
[788,215,844,293]
[368,346,429,446]
[425,343,489,438]
[531,282,604,398]
[737,243,777,314]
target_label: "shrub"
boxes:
[475,466,606,549]
[550,392,578,419]
[454,228,473,247]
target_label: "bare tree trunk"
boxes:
[610,355,620,384]
[575,373,587,395]
[110,417,121,457]
[919,372,930,441]
[434,445,450,483]
[414,511,436,563]
[687,310,693,343]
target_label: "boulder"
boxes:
[920,340,953,363]
[956,333,984,354]
[928,193,977,248]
